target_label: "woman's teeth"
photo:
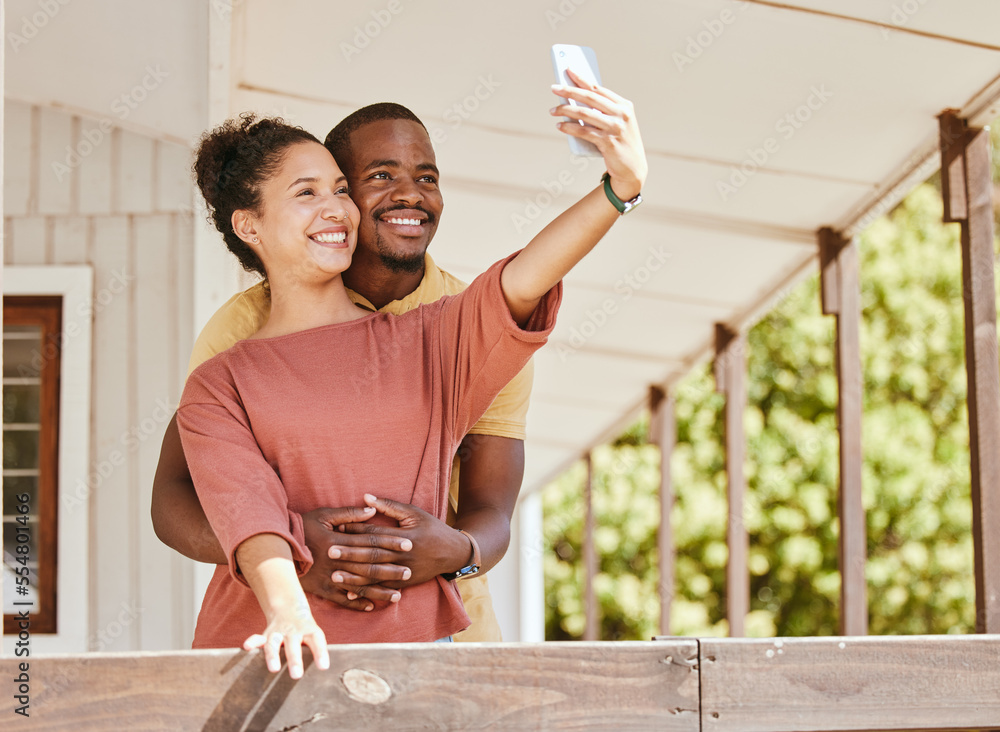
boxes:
[386,217,422,226]
[312,232,346,243]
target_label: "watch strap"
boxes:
[601,172,642,215]
[442,530,482,581]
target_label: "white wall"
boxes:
[490,493,545,642]
[5,0,208,144]
[4,99,196,651]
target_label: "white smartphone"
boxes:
[551,44,603,157]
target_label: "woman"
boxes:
[177,74,646,679]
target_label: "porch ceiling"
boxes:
[10,0,999,494]
[237,0,1000,493]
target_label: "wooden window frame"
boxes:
[3,296,61,634]
[4,266,92,653]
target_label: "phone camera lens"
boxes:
[559,51,565,57]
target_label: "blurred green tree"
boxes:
[544,160,996,638]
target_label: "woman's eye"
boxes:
[336,186,350,195]
[296,188,314,196]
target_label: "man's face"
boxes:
[341,119,443,273]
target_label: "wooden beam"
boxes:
[0,641,701,730]
[583,452,598,641]
[650,385,676,635]
[938,109,967,223]
[6,638,1000,730]
[938,111,1000,634]
[818,227,868,636]
[699,635,1000,731]
[715,324,748,637]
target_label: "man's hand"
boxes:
[300,506,415,610]
[333,494,472,588]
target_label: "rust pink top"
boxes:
[177,254,561,647]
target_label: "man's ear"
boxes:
[232,209,260,249]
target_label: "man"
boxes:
[151,103,532,641]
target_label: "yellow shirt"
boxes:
[187,253,533,642]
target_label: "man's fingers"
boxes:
[329,571,407,600]
[326,527,413,552]
[363,493,420,524]
[346,584,402,603]
[328,544,410,565]
[329,560,412,583]
[306,505,376,528]
[325,590,375,612]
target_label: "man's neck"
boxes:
[343,247,426,310]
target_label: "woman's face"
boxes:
[248,140,361,282]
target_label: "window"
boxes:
[3,266,91,653]
[3,296,61,634]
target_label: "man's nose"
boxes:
[390,177,422,206]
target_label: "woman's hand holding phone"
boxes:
[550,68,647,201]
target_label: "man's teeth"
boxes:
[312,232,346,243]
[386,217,422,226]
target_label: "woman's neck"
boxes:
[252,274,368,339]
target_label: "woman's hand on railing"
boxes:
[243,594,329,680]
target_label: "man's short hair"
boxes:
[324,103,427,165]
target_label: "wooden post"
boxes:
[715,324,748,637]
[650,385,676,636]
[583,452,599,640]
[819,227,868,636]
[939,110,1000,634]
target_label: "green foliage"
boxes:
[544,166,994,639]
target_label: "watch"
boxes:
[441,530,481,581]
[601,172,643,215]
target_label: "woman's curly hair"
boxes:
[193,113,320,278]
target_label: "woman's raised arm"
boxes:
[501,70,648,326]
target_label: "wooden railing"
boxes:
[4,636,998,730]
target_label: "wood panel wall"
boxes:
[4,99,196,651]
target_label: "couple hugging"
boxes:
[151,71,646,679]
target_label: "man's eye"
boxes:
[419,176,437,184]
[371,172,390,180]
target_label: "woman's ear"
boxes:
[232,209,260,249]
